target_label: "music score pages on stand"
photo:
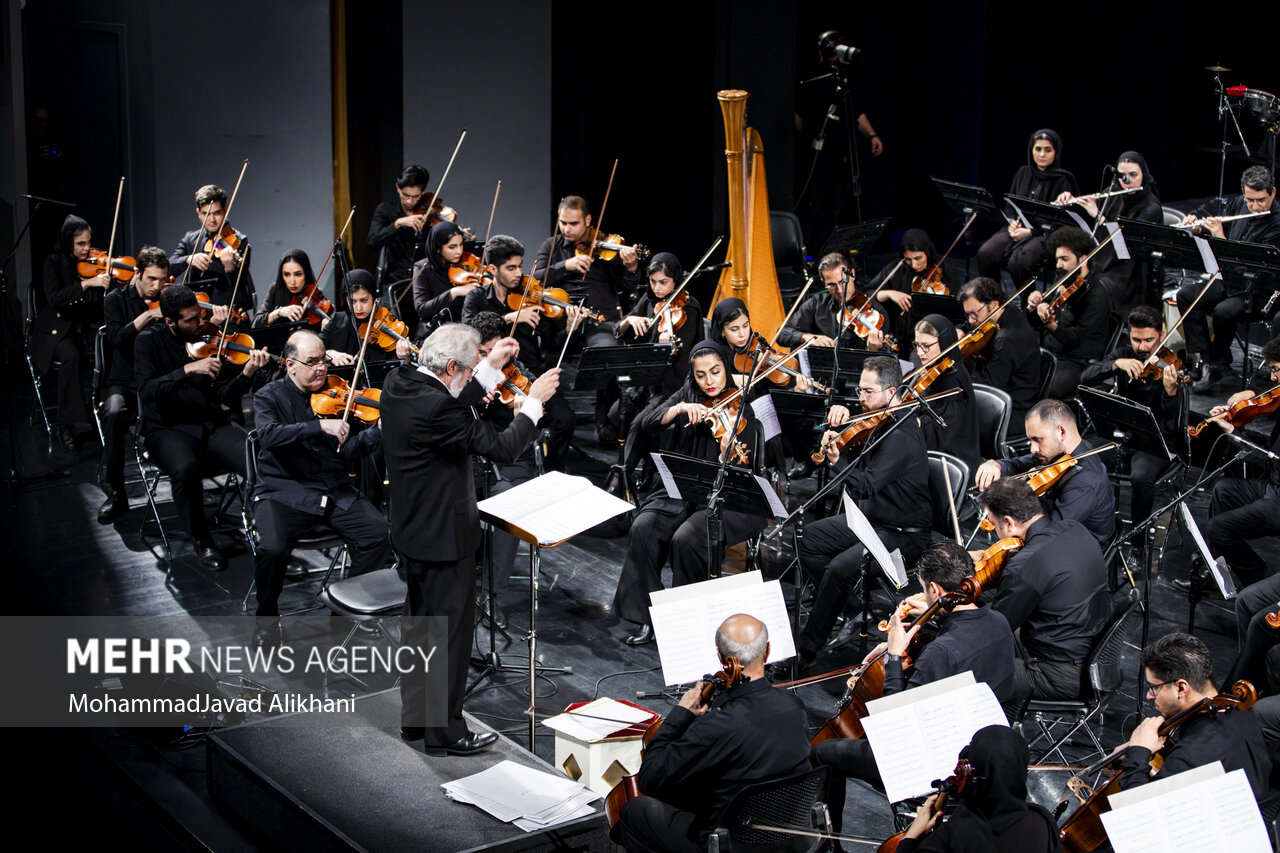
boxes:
[842,490,908,589]
[860,672,1009,803]
[1101,763,1269,853]
[477,470,634,547]
[647,573,796,686]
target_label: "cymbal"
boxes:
[1205,65,1232,72]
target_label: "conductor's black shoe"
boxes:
[426,731,498,756]
[97,490,128,523]
[400,726,425,740]
[489,600,507,630]
[196,544,226,571]
[624,624,654,645]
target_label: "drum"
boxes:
[1242,89,1280,130]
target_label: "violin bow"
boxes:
[1012,442,1117,480]
[907,275,1038,381]
[914,210,978,287]
[1142,271,1221,369]
[304,206,356,318]
[419,128,467,238]
[217,244,251,361]
[216,159,250,261]
[1038,227,1119,303]
[102,176,125,288]
[768,269,823,352]
[340,297,379,429]
[181,159,247,286]
[480,180,501,262]
[587,158,620,258]
[657,235,723,318]
[509,203,563,338]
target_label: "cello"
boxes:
[604,659,744,832]
[1057,680,1257,853]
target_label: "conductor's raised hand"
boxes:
[527,367,561,403]
[484,336,520,369]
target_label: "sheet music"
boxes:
[1179,504,1237,599]
[750,395,782,442]
[649,452,682,500]
[860,679,1008,803]
[1104,222,1130,260]
[478,471,633,546]
[753,474,789,518]
[442,759,599,832]
[1101,767,1269,853]
[1063,209,1091,234]
[1194,236,1220,276]
[541,698,655,742]
[796,348,812,378]
[1004,197,1033,230]
[842,490,909,588]
[648,576,796,685]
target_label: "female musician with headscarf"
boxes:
[906,314,982,470]
[616,252,704,398]
[865,228,949,346]
[411,221,481,341]
[976,129,1078,289]
[612,340,768,646]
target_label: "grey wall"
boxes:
[401,1,552,262]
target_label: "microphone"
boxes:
[19,193,75,208]
[900,383,948,430]
[1226,432,1280,462]
[698,262,733,273]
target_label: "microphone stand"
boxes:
[705,335,768,577]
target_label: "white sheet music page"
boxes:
[648,576,796,685]
[860,679,1009,803]
[750,395,782,442]
[477,471,633,546]
[1101,766,1270,853]
[842,490,908,588]
[649,452,682,500]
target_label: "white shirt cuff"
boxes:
[518,398,544,426]
[473,359,503,392]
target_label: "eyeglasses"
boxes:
[1146,680,1175,697]
[856,387,882,397]
[915,340,938,351]
[292,357,327,370]
[397,190,424,202]
[965,307,992,321]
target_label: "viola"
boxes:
[1136,347,1190,385]
[810,577,982,747]
[309,375,381,424]
[877,759,975,853]
[358,306,419,356]
[1187,383,1280,437]
[186,330,284,368]
[506,275,606,323]
[1266,603,1280,629]
[733,345,830,394]
[957,319,999,360]
[810,411,890,464]
[878,538,1021,634]
[576,227,651,264]
[978,452,1076,532]
[496,362,532,409]
[77,249,138,282]
[290,282,335,327]
[1058,680,1257,853]
[702,389,751,465]
[446,252,488,287]
[1047,272,1087,315]
[605,659,744,832]
[653,290,688,349]
[910,264,948,296]
[203,223,243,261]
[841,294,899,352]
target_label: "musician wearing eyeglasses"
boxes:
[1177,166,1280,392]
[776,252,889,352]
[1117,633,1270,798]
[169,184,255,319]
[957,276,1040,437]
[367,164,431,292]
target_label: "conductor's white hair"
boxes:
[715,616,768,667]
[419,323,480,374]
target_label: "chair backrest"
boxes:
[927,451,971,536]
[770,210,807,271]
[713,766,829,853]
[1038,348,1057,402]
[92,324,109,392]
[1086,587,1142,700]
[1103,312,1124,358]
[972,384,1012,461]
[1161,206,1186,227]
[244,428,261,492]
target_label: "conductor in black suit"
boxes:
[380,323,560,755]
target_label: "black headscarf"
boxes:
[647,252,684,287]
[710,298,749,350]
[680,339,733,403]
[425,221,463,278]
[1117,150,1158,200]
[56,214,91,256]
[942,725,1035,852]
[1010,128,1076,201]
[1026,128,1067,174]
[916,313,973,392]
[343,268,376,296]
[900,228,941,267]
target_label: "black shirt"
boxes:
[776,291,870,350]
[1081,344,1184,456]
[963,307,1040,435]
[620,292,705,397]
[367,200,425,286]
[1223,195,1280,248]
[883,607,1017,704]
[635,676,811,845]
[170,227,256,314]
[834,411,932,531]
[998,437,1116,545]
[1118,707,1272,800]
[252,376,381,514]
[532,233,642,322]
[134,324,255,438]
[461,283,558,373]
[103,282,152,389]
[991,517,1110,662]
[1029,272,1115,367]
[319,312,404,364]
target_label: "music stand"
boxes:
[1204,237,1280,381]
[652,452,785,579]
[1077,386,1174,462]
[574,343,673,503]
[767,388,857,424]
[248,320,310,351]
[1009,194,1093,241]
[908,292,966,326]
[1117,219,1211,275]
[805,347,878,391]
[931,178,1010,280]
[818,218,892,264]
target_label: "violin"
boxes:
[1187,384,1280,437]
[1047,272,1087,315]
[506,275,606,323]
[358,306,419,356]
[151,289,248,325]
[908,356,954,397]
[811,411,888,464]
[576,227,651,264]
[446,252,488,287]
[496,362,532,409]
[605,659,744,832]
[957,318,999,360]
[290,282,335,327]
[877,759,975,853]
[203,223,243,262]
[1136,347,1191,385]
[878,538,1021,633]
[1058,680,1257,853]
[77,249,138,282]
[653,290,688,350]
[186,329,284,368]
[309,375,381,424]
[910,264,948,296]
[733,344,831,394]
[810,577,982,746]
[702,389,752,465]
[412,194,474,238]
[841,294,900,352]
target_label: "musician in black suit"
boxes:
[380,323,560,754]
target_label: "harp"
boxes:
[712,89,786,341]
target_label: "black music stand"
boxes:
[931,178,1012,280]
[249,320,310,351]
[1009,195,1092,241]
[768,388,857,423]
[1116,219,1211,281]
[652,452,784,579]
[818,219,892,265]
[575,343,672,503]
[805,347,878,392]
[1204,237,1280,382]
[908,292,966,326]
